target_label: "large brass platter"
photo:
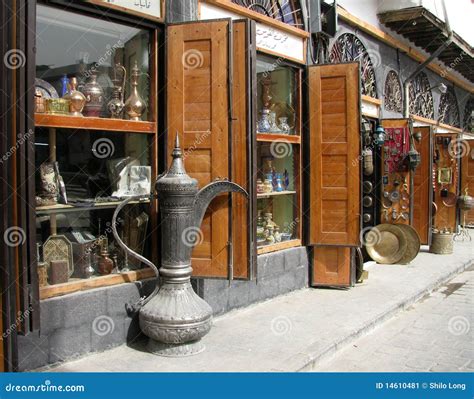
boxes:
[396,224,421,265]
[365,224,407,264]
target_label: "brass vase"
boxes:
[64,77,86,117]
[125,61,147,121]
[82,74,104,117]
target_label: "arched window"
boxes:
[438,87,460,128]
[408,72,434,119]
[329,33,378,98]
[231,0,304,28]
[384,70,402,113]
[463,97,474,133]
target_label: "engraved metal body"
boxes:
[112,135,247,356]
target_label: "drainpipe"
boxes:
[403,0,453,225]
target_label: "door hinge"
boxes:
[227,241,233,286]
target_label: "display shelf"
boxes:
[39,268,155,300]
[36,199,150,215]
[257,239,301,255]
[256,133,300,143]
[35,113,156,134]
[257,190,296,199]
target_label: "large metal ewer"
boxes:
[112,135,247,356]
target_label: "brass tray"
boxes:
[365,224,407,264]
[396,224,421,265]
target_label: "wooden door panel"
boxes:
[461,139,474,225]
[312,246,352,287]
[167,20,250,279]
[306,63,361,246]
[412,126,432,244]
[167,20,230,278]
[433,133,459,231]
[231,20,251,279]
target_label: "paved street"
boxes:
[41,242,473,372]
[316,266,474,372]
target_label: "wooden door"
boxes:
[311,246,353,287]
[166,20,250,278]
[412,126,432,244]
[461,139,474,225]
[433,133,459,231]
[306,62,361,287]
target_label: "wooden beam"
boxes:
[337,6,474,94]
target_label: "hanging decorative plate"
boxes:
[35,78,59,99]
[43,235,74,277]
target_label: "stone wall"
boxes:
[18,247,308,370]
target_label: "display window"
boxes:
[33,4,159,298]
[255,55,302,254]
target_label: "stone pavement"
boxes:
[316,267,474,372]
[42,242,473,372]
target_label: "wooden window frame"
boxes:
[30,1,164,300]
[254,53,304,256]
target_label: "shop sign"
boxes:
[255,24,304,63]
[199,2,305,63]
[87,0,162,20]
[361,100,379,119]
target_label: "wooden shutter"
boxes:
[461,139,474,225]
[412,126,432,244]
[433,133,459,231]
[166,20,250,278]
[306,63,361,246]
[230,20,253,279]
[311,246,353,287]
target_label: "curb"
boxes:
[285,258,474,372]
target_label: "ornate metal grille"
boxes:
[231,0,303,28]
[438,87,460,128]
[463,97,474,133]
[329,33,378,98]
[408,72,434,119]
[384,70,402,113]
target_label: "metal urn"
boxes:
[112,135,247,356]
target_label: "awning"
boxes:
[378,6,474,83]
